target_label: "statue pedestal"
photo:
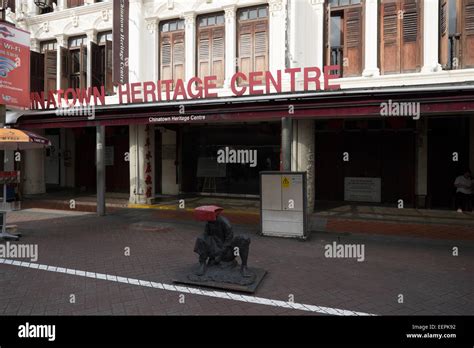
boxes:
[173,261,266,293]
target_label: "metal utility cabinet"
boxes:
[260,171,307,239]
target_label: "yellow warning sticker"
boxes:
[282,176,290,188]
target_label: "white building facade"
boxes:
[5,0,474,210]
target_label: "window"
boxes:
[61,35,87,91]
[1,0,15,12]
[40,40,58,97]
[159,19,185,89]
[379,0,422,74]
[197,13,225,87]
[237,5,269,85]
[326,0,363,77]
[67,0,84,8]
[440,0,474,69]
[91,31,114,95]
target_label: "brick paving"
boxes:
[0,208,473,315]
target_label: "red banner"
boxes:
[0,22,30,108]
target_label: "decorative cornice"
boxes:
[224,5,236,21]
[269,0,283,14]
[183,12,195,26]
[145,18,157,34]
[25,1,112,26]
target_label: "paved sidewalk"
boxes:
[0,208,473,316]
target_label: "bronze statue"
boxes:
[193,209,251,278]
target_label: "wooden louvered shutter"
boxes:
[30,51,44,94]
[343,6,363,76]
[461,0,474,68]
[401,0,421,72]
[380,0,400,74]
[161,34,172,87]
[60,46,70,90]
[253,21,268,84]
[212,27,225,87]
[105,40,113,94]
[325,5,331,67]
[439,0,449,68]
[172,32,185,86]
[198,29,210,80]
[79,44,87,89]
[44,50,56,96]
[238,23,252,84]
[90,41,101,88]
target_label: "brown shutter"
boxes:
[80,44,87,88]
[198,29,210,80]
[461,0,474,68]
[160,33,172,87]
[172,32,185,86]
[238,23,252,84]
[105,40,113,94]
[439,0,449,68]
[30,51,44,94]
[253,21,268,84]
[380,0,400,74]
[400,0,421,72]
[44,50,57,96]
[211,27,225,87]
[343,6,363,76]
[90,41,101,88]
[60,46,70,90]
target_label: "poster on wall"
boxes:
[0,22,30,108]
[113,0,129,85]
[344,177,381,203]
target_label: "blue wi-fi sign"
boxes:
[0,56,16,78]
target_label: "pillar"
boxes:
[415,118,428,208]
[55,34,67,105]
[129,124,154,204]
[223,5,237,89]
[96,125,105,216]
[362,0,380,77]
[23,130,46,195]
[292,120,315,213]
[183,12,196,82]
[85,29,97,89]
[421,0,441,73]
[129,0,144,83]
[281,117,292,171]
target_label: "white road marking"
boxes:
[0,258,376,316]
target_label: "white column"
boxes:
[30,38,40,52]
[362,0,380,77]
[129,124,147,204]
[415,118,428,208]
[313,0,325,69]
[56,0,65,11]
[421,0,441,73]
[145,19,159,81]
[223,5,237,89]
[269,0,287,74]
[55,34,67,103]
[23,129,46,195]
[293,119,315,212]
[183,12,196,82]
[129,0,144,83]
[85,29,97,89]
[27,0,38,15]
